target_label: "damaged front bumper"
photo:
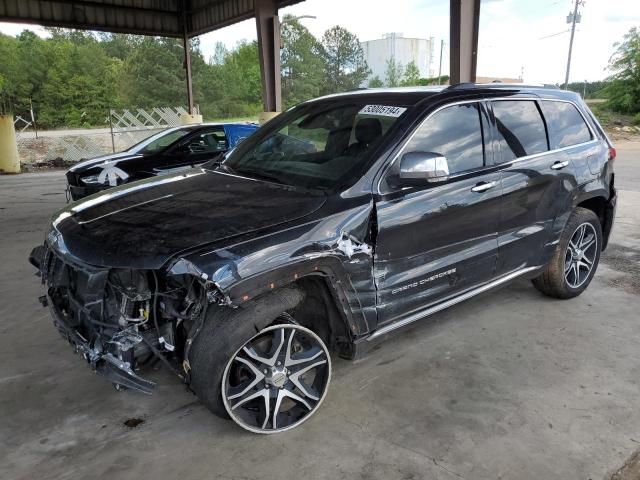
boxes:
[46,294,156,394]
[30,241,166,395]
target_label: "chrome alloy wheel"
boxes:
[564,222,598,289]
[221,324,331,434]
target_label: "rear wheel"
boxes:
[532,207,602,299]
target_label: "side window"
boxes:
[540,100,592,148]
[405,103,485,174]
[492,100,548,163]
[185,128,227,153]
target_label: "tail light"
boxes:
[608,146,616,161]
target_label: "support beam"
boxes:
[183,34,194,114]
[255,0,282,113]
[449,0,480,84]
[182,1,194,115]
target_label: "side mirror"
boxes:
[398,152,450,185]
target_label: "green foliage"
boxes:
[39,33,121,126]
[0,24,371,128]
[281,16,326,108]
[0,31,50,116]
[417,75,449,86]
[203,41,263,117]
[118,37,186,109]
[604,27,640,114]
[367,76,384,88]
[384,57,403,87]
[321,26,370,93]
[378,60,447,88]
[565,80,611,99]
[401,61,421,86]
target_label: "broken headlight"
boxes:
[80,173,102,185]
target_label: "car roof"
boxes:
[189,122,257,128]
[307,83,581,106]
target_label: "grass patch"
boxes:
[589,102,635,128]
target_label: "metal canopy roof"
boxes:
[0,0,303,37]
[0,0,481,113]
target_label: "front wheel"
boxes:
[532,207,602,299]
[189,290,332,434]
[221,324,331,434]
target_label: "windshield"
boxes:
[222,101,408,191]
[129,128,190,155]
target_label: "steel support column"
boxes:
[182,1,194,114]
[449,0,480,84]
[183,34,195,114]
[255,0,281,113]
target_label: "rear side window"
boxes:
[540,100,592,148]
[492,100,548,162]
[405,103,485,174]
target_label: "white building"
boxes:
[361,33,435,84]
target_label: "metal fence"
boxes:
[15,106,199,166]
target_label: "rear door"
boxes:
[490,98,577,275]
[539,99,601,185]
[374,101,502,325]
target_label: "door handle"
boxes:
[551,160,569,170]
[471,181,497,193]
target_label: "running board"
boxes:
[367,266,541,341]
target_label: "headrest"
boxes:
[355,118,382,145]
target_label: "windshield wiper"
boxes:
[233,167,290,186]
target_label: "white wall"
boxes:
[361,33,434,84]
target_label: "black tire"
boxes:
[189,287,304,418]
[532,207,602,299]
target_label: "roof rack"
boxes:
[445,82,559,90]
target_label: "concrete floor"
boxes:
[1,143,639,480]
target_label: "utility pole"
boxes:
[437,39,444,85]
[564,0,583,89]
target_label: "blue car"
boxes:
[66,122,259,200]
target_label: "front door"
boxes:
[374,101,502,325]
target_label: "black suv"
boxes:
[30,84,616,434]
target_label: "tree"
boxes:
[280,16,326,107]
[39,34,120,127]
[97,33,139,61]
[0,33,20,113]
[401,61,421,86]
[384,57,403,87]
[367,76,384,88]
[604,27,640,114]
[196,41,263,118]
[320,26,370,93]
[118,37,186,109]
[566,80,611,99]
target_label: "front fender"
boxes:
[169,202,378,338]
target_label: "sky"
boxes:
[1,0,639,84]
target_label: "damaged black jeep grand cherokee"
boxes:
[30,84,616,434]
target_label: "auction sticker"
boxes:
[359,105,407,117]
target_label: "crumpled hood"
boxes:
[68,151,142,173]
[50,170,326,269]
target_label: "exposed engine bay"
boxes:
[31,244,209,393]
